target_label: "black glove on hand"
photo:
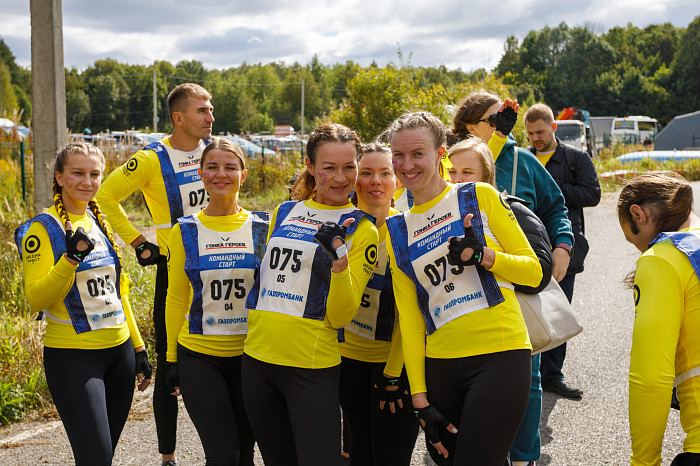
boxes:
[447,226,484,267]
[65,227,95,262]
[415,405,452,445]
[135,241,160,266]
[134,350,152,379]
[374,375,404,406]
[495,106,518,135]
[165,362,180,395]
[313,221,347,261]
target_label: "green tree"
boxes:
[66,89,91,132]
[671,15,700,115]
[330,65,420,142]
[0,60,18,118]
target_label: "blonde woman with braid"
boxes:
[15,143,152,466]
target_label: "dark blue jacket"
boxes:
[528,138,601,274]
[494,136,573,249]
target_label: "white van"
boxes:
[555,120,586,152]
[612,116,658,145]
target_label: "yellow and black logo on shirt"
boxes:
[24,235,40,254]
[126,158,139,172]
[365,244,378,265]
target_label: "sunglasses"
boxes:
[476,114,497,128]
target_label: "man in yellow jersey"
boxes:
[524,103,601,400]
[96,83,214,466]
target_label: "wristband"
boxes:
[555,242,573,257]
[335,243,347,259]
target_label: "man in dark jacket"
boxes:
[524,103,601,399]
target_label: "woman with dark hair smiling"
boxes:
[242,123,378,466]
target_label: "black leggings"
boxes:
[153,255,178,455]
[339,357,419,466]
[241,354,341,466]
[424,349,531,466]
[178,345,255,466]
[44,340,135,466]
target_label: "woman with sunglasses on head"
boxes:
[618,173,700,466]
[385,111,542,465]
[339,141,419,466]
[15,143,151,466]
[451,91,573,466]
[242,123,378,466]
[165,139,266,465]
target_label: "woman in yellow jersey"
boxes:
[339,141,419,465]
[385,112,542,466]
[618,174,700,466]
[165,139,265,465]
[15,143,151,466]
[242,123,378,466]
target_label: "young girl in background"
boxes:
[16,143,151,466]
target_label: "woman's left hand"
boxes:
[495,98,519,138]
[134,346,152,391]
[373,372,409,413]
[447,214,495,269]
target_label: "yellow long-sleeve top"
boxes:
[340,217,404,377]
[165,209,253,363]
[244,199,379,369]
[22,207,144,350]
[95,137,206,255]
[629,225,700,465]
[388,183,540,394]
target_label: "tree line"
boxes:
[0,15,698,136]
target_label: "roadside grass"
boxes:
[0,150,301,423]
[595,142,700,191]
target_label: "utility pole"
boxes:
[300,79,305,139]
[152,64,157,133]
[30,0,66,212]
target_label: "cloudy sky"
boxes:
[2,0,698,72]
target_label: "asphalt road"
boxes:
[0,183,695,465]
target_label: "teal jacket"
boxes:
[494,136,573,248]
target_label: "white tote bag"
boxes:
[515,277,583,354]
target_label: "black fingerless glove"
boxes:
[135,241,160,266]
[374,374,404,405]
[313,221,348,261]
[165,362,180,393]
[495,106,518,135]
[134,350,152,379]
[447,226,484,267]
[415,405,452,445]
[65,227,95,262]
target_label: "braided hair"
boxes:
[52,143,122,264]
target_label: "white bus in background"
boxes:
[611,116,659,145]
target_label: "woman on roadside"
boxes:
[165,139,265,465]
[15,142,151,466]
[385,111,542,465]
[339,141,419,466]
[452,91,572,466]
[617,173,700,466]
[242,123,378,466]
